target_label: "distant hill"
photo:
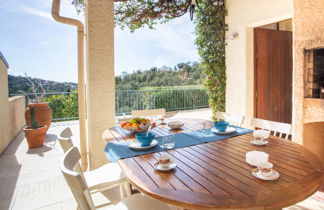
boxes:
[8,61,203,95]
[8,75,78,95]
[116,61,203,90]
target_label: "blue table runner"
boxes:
[105,125,252,162]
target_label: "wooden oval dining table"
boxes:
[102,119,324,210]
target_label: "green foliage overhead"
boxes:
[73,0,185,32]
[195,6,227,115]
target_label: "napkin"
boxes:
[246,151,269,166]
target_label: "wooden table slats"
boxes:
[103,119,324,209]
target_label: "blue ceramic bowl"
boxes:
[135,132,155,147]
[214,121,229,132]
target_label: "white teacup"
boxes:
[257,162,273,177]
[253,130,270,142]
[246,151,269,166]
[158,154,172,168]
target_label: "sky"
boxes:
[0,0,199,83]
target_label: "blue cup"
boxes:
[135,132,155,147]
[214,121,229,132]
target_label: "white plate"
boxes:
[128,140,158,150]
[252,168,279,181]
[154,161,177,171]
[250,139,269,146]
[211,127,236,135]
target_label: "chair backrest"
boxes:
[250,118,292,140]
[59,127,74,153]
[61,147,95,210]
[131,108,166,118]
[59,127,84,173]
[215,112,245,126]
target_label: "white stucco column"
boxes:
[86,0,115,169]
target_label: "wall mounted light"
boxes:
[228,32,239,40]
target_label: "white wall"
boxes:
[225,0,293,126]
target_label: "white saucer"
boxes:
[252,168,279,180]
[154,161,177,171]
[128,140,158,150]
[250,139,269,146]
[211,127,236,135]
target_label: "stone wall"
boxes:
[293,0,324,165]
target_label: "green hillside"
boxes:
[8,61,203,95]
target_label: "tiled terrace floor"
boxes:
[0,108,323,210]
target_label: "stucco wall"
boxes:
[0,56,25,154]
[8,96,26,143]
[86,0,115,169]
[0,57,10,153]
[225,0,293,126]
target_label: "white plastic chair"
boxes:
[61,147,173,210]
[59,127,131,199]
[250,118,292,140]
[214,111,245,126]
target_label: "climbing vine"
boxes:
[73,0,227,114]
[195,6,227,116]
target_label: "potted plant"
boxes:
[20,74,52,132]
[23,107,47,148]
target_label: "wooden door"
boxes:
[254,28,292,124]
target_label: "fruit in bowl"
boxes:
[121,117,156,133]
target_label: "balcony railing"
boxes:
[13,88,209,121]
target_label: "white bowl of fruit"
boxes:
[120,118,156,133]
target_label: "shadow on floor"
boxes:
[26,134,58,157]
[0,132,23,210]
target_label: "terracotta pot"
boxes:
[23,126,47,148]
[25,102,52,132]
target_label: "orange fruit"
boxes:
[125,122,132,127]
[132,123,139,128]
